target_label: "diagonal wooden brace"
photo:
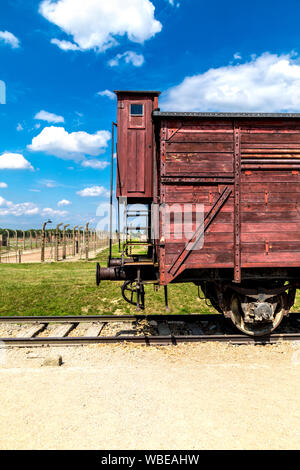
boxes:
[168,186,232,277]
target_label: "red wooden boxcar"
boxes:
[97,91,300,336]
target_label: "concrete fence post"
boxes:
[72,225,78,256]
[30,231,33,250]
[22,230,26,251]
[85,222,89,261]
[5,230,10,251]
[55,223,63,262]
[14,230,18,255]
[41,223,47,262]
[62,224,70,260]
[78,226,83,257]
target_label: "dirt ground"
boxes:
[1,247,103,263]
[0,341,300,450]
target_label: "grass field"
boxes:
[0,246,216,317]
[1,245,300,317]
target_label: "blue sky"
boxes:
[2,0,300,229]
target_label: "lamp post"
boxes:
[41,220,52,262]
[62,224,70,260]
[55,222,63,262]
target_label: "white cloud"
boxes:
[0,182,7,188]
[16,123,24,132]
[233,52,242,60]
[0,31,20,49]
[50,38,81,51]
[0,153,33,170]
[162,52,300,112]
[58,199,71,207]
[81,159,110,170]
[97,90,116,100]
[28,126,111,160]
[167,0,180,6]
[40,179,57,188]
[42,207,68,217]
[39,0,162,52]
[0,196,68,218]
[108,50,144,67]
[0,197,39,217]
[77,186,110,197]
[34,110,65,123]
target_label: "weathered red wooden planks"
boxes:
[158,117,300,283]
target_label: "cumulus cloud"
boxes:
[81,160,110,170]
[39,0,162,52]
[16,123,24,132]
[162,52,300,112]
[50,38,81,51]
[97,90,116,100]
[0,197,39,217]
[77,186,110,197]
[0,153,33,170]
[34,110,65,123]
[0,196,68,218]
[42,207,68,217]
[0,182,7,188]
[27,126,111,160]
[58,199,71,206]
[0,31,20,49]
[108,50,144,67]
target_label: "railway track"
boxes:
[1,313,300,346]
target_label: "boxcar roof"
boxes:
[152,111,300,118]
[115,90,161,95]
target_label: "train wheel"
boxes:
[229,293,284,336]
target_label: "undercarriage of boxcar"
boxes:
[96,90,300,336]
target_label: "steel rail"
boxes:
[1,333,300,347]
[0,314,300,347]
[0,312,299,323]
[0,314,226,323]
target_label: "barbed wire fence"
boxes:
[0,224,115,264]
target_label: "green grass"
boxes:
[1,246,298,317]
[0,246,216,317]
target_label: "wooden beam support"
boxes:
[234,122,241,283]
